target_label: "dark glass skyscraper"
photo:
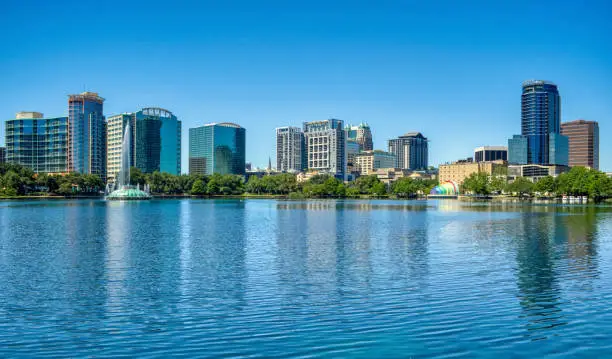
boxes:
[134,108,181,175]
[68,92,105,177]
[521,80,561,165]
[189,123,246,175]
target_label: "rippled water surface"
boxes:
[1,199,612,358]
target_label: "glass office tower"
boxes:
[134,108,181,175]
[68,92,105,177]
[521,80,561,165]
[5,112,68,173]
[508,135,528,165]
[189,122,246,175]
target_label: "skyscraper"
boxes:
[0,147,5,164]
[189,122,246,175]
[106,113,135,183]
[5,112,69,173]
[303,119,346,179]
[345,123,373,151]
[388,132,428,170]
[134,108,181,175]
[68,92,105,178]
[276,126,306,172]
[508,135,528,165]
[561,119,599,169]
[520,80,566,165]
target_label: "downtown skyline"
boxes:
[1,1,610,170]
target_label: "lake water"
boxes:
[1,199,611,358]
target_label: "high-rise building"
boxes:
[354,150,396,174]
[68,92,106,178]
[106,113,135,183]
[134,108,181,175]
[346,140,361,174]
[303,119,346,179]
[508,135,528,164]
[276,126,306,172]
[106,108,182,181]
[388,132,428,170]
[520,80,566,165]
[5,112,68,173]
[561,119,599,169]
[345,123,373,151]
[548,133,569,167]
[474,146,507,162]
[0,146,5,164]
[189,122,246,175]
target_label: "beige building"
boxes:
[354,150,396,175]
[438,160,506,184]
[106,113,135,183]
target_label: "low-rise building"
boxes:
[508,164,569,182]
[371,168,412,185]
[438,160,507,184]
[354,150,396,175]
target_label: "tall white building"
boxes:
[106,113,135,183]
[276,126,305,172]
[303,119,346,179]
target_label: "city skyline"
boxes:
[1,1,610,170]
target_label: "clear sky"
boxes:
[1,0,611,171]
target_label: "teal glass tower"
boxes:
[189,123,246,175]
[5,112,68,173]
[134,108,181,175]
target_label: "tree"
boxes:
[191,179,207,195]
[533,176,556,195]
[461,172,490,195]
[392,178,420,198]
[505,177,534,197]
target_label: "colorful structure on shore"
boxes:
[430,180,459,196]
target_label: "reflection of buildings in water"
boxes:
[190,200,247,308]
[305,206,338,293]
[105,202,131,311]
[274,207,310,302]
[563,209,598,275]
[515,212,566,337]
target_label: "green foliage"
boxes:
[461,172,491,195]
[533,176,556,195]
[392,178,422,198]
[191,179,207,195]
[505,177,534,197]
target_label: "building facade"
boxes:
[438,160,507,185]
[276,126,306,172]
[345,123,373,151]
[560,119,599,169]
[134,108,181,175]
[474,146,507,162]
[189,122,246,175]
[303,119,346,179]
[508,164,569,181]
[106,113,135,183]
[548,133,569,167]
[5,112,69,173]
[508,135,528,164]
[346,140,361,174]
[354,150,396,175]
[68,92,105,178]
[0,147,5,164]
[388,132,428,170]
[519,80,567,165]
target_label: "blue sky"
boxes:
[1,0,611,171]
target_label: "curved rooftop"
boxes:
[141,107,173,118]
[217,122,242,128]
[522,80,557,88]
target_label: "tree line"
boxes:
[461,166,612,201]
[0,163,104,196]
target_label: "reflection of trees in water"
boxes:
[564,208,598,277]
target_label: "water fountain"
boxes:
[106,122,152,200]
